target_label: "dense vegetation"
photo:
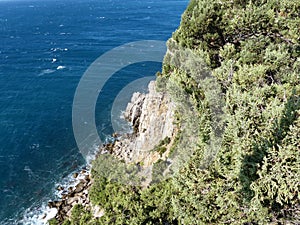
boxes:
[57,0,299,224]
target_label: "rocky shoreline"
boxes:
[47,168,92,223]
[45,81,175,223]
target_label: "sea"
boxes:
[0,0,188,224]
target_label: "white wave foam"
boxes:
[18,144,99,225]
[38,69,55,76]
[85,144,99,164]
[18,204,57,225]
[50,48,68,52]
[18,165,90,224]
[56,66,66,70]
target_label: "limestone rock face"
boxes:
[113,81,175,166]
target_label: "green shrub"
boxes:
[48,218,58,225]
[162,0,299,223]
[70,205,92,225]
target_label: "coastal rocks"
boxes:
[93,205,105,218]
[56,186,64,191]
[74,182,85,193]
[47,168,93,224]
[42,208,58,222]
[112,81,176,170]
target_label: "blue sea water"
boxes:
[0,0,188,223]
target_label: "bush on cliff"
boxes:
[163,0,299,223]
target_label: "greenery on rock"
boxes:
[152,137,171,156]
[58,0,299,224]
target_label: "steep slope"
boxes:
[50,0,300,224]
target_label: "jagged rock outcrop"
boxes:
[112,81,176,166]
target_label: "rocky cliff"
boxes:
[112,81,176,167]
[48,80,176,223]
